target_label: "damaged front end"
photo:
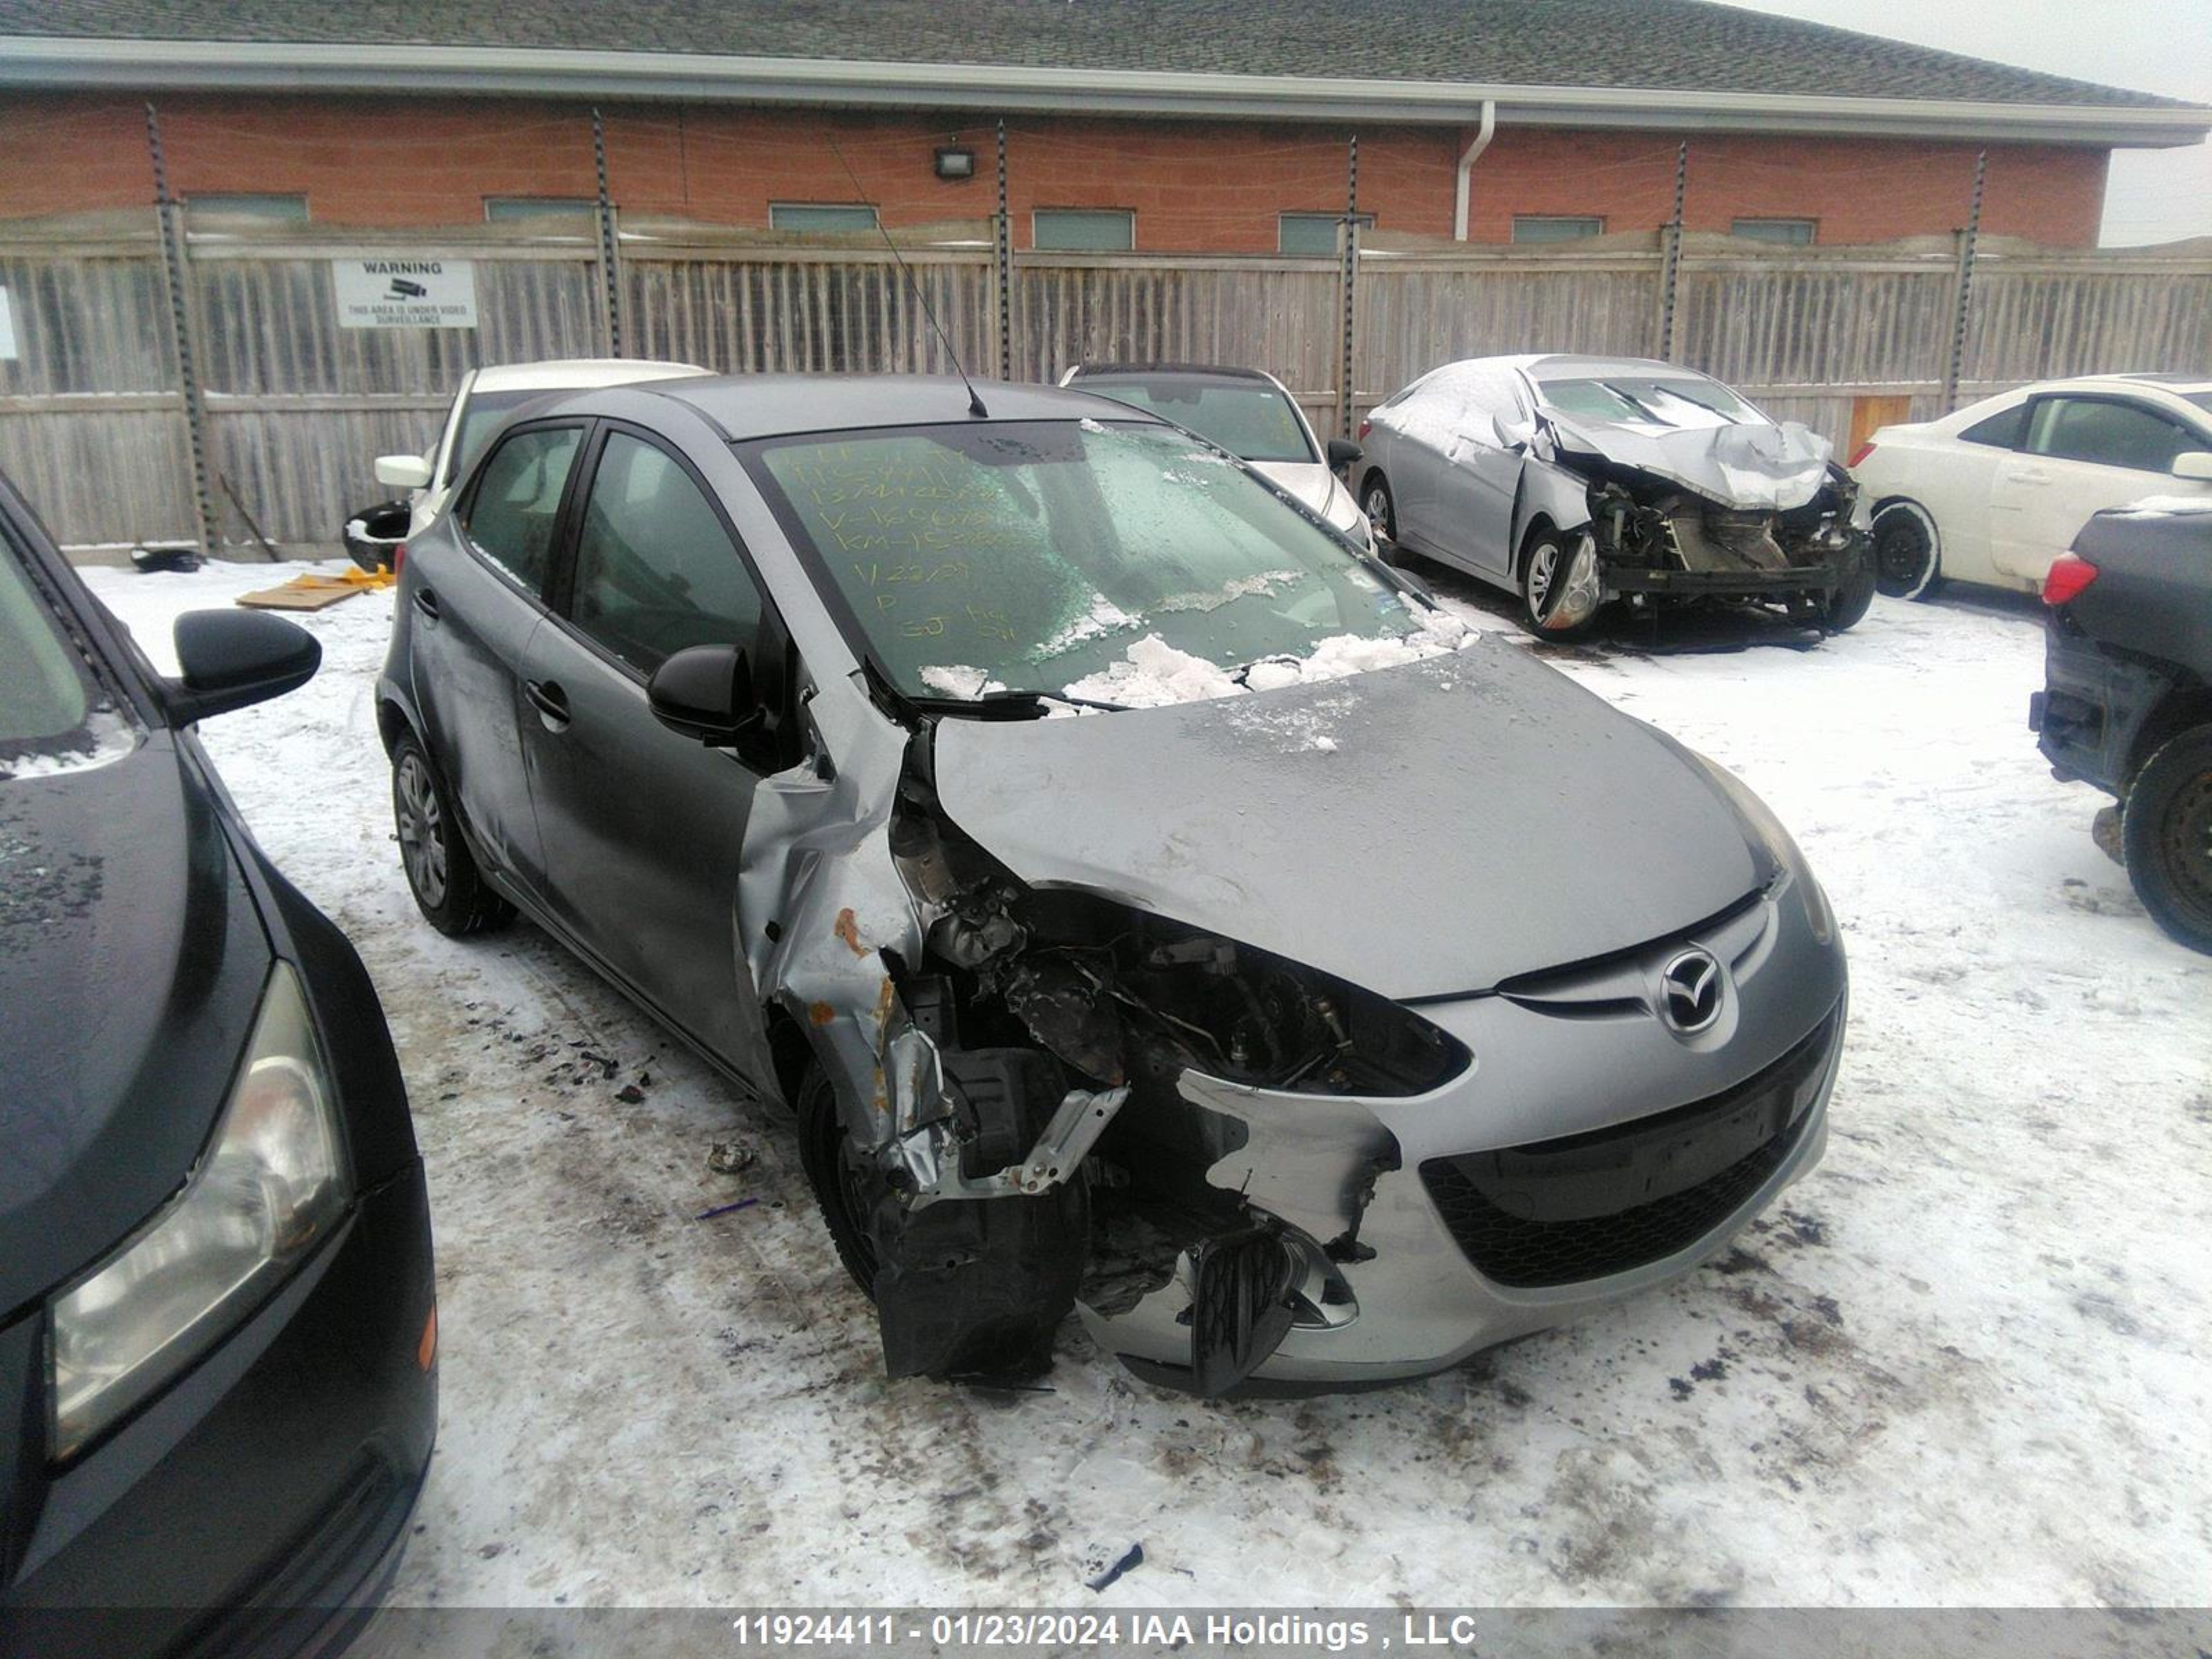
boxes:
[1530,419,1873,635]
[756,701,1468,1395]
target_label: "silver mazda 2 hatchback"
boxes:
[378,375,1846,1396]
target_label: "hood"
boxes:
[0,735,272,1311]
[930,640,1761,1001]
[1544,413,1834,513]
[1250,460,1363,535]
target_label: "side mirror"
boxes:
[2171,451,2212,482]
[167,610,320,725]
[648,644,764,748]
[375,453,433,490]
[1325,437,1362,471]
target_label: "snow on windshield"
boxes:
[749,420,1453,708]
[1060,604,1472,711]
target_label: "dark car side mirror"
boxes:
[167,610,321,725]
[649,644,767,749]
[1325,438,1362,471]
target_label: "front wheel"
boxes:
[1871,500,1942,599]
[1519,530,1604,641]
[2121,727,2212,955]
[797,1065,882,1297]
[1823,543,1877,632]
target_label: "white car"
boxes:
[1851,374,2212,598]
[375,357,709,536]
[1057,363,1376,552]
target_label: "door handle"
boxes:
[2007,468,2052,487]
[413,586,441,619]
[525,679,570,729]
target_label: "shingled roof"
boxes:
[0,0,2199,125]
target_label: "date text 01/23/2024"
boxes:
[726,1613,1499,1651]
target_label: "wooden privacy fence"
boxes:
[1,209,2207,552]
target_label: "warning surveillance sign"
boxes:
[333,259,479,328]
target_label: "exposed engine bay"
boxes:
[799,730,1468,1395]
[1515,409,1875,636]
[1575,458,1869,612]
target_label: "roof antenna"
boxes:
[825,135,988,417]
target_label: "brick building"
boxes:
[0,0,2204,250]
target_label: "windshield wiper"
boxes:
[979,686,1130,713]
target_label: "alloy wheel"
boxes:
[395,751,449,908]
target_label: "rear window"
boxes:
[1960,404,2028,449]
[0,536,130,778]
[1074,377,1316,465]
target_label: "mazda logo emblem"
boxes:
[1660,949,1723,1033]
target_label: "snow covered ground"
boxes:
[82,559,2211,1611]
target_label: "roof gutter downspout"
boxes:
[1453,100,1497,242]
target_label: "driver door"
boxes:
[519,424,781,1086]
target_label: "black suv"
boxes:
[2032,502,2212,954]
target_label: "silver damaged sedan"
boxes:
[375,374,1846,1396]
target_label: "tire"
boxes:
[1360,472,1397,551]
[1824,542,1877,632]
[1871,500,1942,599]
[391,731,514,937]
[797,1065,881,1296]
[2120,726,2212,955]
[1519,528,1604,641]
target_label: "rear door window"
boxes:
[1958,404,2027,449]
[567,431,765,677]
[463,424,583,597]
[2026,397,2195,474]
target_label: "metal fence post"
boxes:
[995,117,1013,382]
[1940,151,1987,413]
[1656,140,1689,360]
[1337,133,1360,440]
[146,102,219,557]
[592,107,625,357]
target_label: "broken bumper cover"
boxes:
[2033,626,2169,797]
[1601,556,1854,601]
[1080,882,1844,1391]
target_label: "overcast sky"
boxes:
[1716,0,2212,245]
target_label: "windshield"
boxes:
[744,420,1429,704]
[0,535,128,778]
[1073,379,1317,465]
[2184,391,2212,420]
[447,388,544,488]
[1535,375,1763,427]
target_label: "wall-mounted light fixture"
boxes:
[935,145,977,180]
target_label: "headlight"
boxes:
[50,964,347,1460]
[1694,753,1836,946]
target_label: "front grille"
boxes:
[1421,1011,1836,1288]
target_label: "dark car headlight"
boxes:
[49,963,348,1461]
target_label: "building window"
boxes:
[1279,212,1374,256]
[187,194,308,223]
[769,203,881,234]
[1733,217,1817,246]
[485,198,595,223]
[1511,216,1604,243]
[1033,209,1135,252]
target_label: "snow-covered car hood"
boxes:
[1249,460,1365,537]
[929,641,1762,1000]
[1543,412,1835,513]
